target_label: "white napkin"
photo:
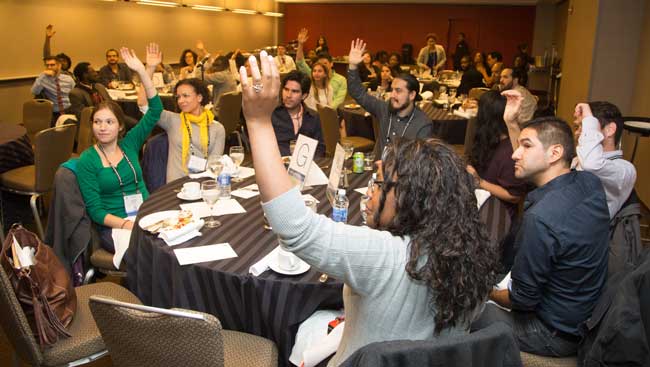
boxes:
[421,91,434,100]
[236,166,255,179]
[174,243,237,265]
[231,184,259,199]
[111,228,132,269]
[474,189,491,209]
[107,89,126,100]
[302,322,345,367]
[249,246,280,276]
[454,108,476,119]
[353,187,368,195]
[289,310,345,367]
[158,219,204,246]
[180,199,246,218]
[304,164,328,187]
[188,170,214,179]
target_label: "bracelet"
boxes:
[120,220,129,229]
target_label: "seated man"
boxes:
[500,68,537,124]
[456,55,485,96]
[275,44,297,73]
[347,39,433,158]
[473,91,610,357]
[99,48,134,88]
[272,70,326,157]
[295,28,347,108]
[573,102,637,218]
[485,51,504,88]
[31,56,75,123]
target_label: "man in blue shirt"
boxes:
[31,56,75,124]
[472,99,610,358]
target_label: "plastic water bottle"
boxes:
[368,173,377,193]
[218,173,231,199]
[332,189,349,223]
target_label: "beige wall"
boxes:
[0,0,277,123]
[556,0,599,122]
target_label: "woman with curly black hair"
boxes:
[239,42,499,366]
[467,90,526,217]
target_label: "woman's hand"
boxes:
[239,51,280,126]
[297,28,309,45]
[348,38,366,65]
[145,43,162,70]
[119,47,146,74]
[502,89,524,126]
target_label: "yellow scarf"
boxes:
[180,108,214,173]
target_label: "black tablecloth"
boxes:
[420,103,468,145]
[126,163,372,366]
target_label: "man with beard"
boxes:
[31,56,75,124]
[271,70,326,157]
[99,48,134,88]
[500,68,537,124]
[348,38,432,157]
[70,62,137,128]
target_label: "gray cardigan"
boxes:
[263,188,468,366]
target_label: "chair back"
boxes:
[463,117,478,156]
[469,87,490,100]
[478,195,513,246]
[317,104,341,156]
[0,261,44,366]
[142,132,169,193]
[23,99,53,136]
[34,124,77,192]
[217,91,243,137]
[76,107,95,153]
[89,295,225,367]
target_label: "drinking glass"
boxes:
[229,146,245,182]
[342,143,354,174]
[360,195,370,225]
[201,180,221,228]
[289,140,297,155]
[207,155,223,178]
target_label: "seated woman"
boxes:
[358,51,380,89]
[377,64,395,99]
[77,44,163,252]
[388,52,402,74]
[178,48,198,80]
[466,90,526,218]
[240,41,498,366]
[303,62,332,111]
[138,77,226,183]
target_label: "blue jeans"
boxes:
[471,303,578,357]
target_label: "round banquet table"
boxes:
[126,162,372,366]
[0,124,34,174]
[419,102,468,145]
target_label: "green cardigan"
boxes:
[77,95,163,225]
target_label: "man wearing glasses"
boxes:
[31,56,76,124]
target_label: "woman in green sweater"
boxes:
[77,43,162,252]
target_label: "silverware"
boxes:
[319,273,328,283]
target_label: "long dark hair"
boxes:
[378,138,498,333]
[469,91,508,173]
[179,49,197,67]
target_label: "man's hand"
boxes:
[502,89,524,125]
[45,24,56,38]
[145,43,162,70]
[43,69,56,77]
[297,28,309,45]
[348,38,366,68]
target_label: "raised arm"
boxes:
[347,39,386,116]
[43,24,55,59]
[120,44,157,99]
[295,28,312,75]
[502,89,524,152]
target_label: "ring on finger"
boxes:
[253,83,263,93]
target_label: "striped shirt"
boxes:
[31,72,75,112]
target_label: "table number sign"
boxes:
[326,143,345,203]
[288,134,318,190]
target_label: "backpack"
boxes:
[607,190,643,279]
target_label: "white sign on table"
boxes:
[326,143,345,202]
[288,134,318,190]
[174,243,238,266]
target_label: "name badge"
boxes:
[188,154,207,173]
[123,193,144,217]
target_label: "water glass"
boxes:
[360,195,370,225]
[207,155,223,177]
[342,143,354,174]
[229,146,245,182]
[201,180,221,228]
[364,153,375,171]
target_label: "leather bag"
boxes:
[1,224,77,347]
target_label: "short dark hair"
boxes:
[105,48,118,57]
[174,78,211,106]
[43,56,57,63]
[589,101,624,145]
[316,52,332,63]
[282,70,311,95]
[55,53,72,69]
[488,51,503,62]
[425,33,438,42]
[395,73,420,95]
[73,62,91,82]
[512,67,528,87]
[521,117,576,167]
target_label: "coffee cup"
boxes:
[277,248,299,271]
[181,182,200,198]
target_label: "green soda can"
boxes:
[353,152,365,173]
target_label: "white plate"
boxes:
[139,210,180,231]
[177,191,202,201]
[268,258,311,276]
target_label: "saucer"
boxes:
[177,191,202,201]
[269,258,310,275]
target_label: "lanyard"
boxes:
[184,119,210,159]
[385,109,416,144]
[98,144,139,195]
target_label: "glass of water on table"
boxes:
[207,155,223,178]
[229,146,245,182]
[201,179,221,228]
[360,195,370,225]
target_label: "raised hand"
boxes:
[297,28,309,45]
[574,103,593,121]
[502,89,524,125]
[196,40,205,51]
[119,47,145,73]
[45,24,56,38]
[239,50,280,126]
[145,43,162,69]
[348,38,366,66]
